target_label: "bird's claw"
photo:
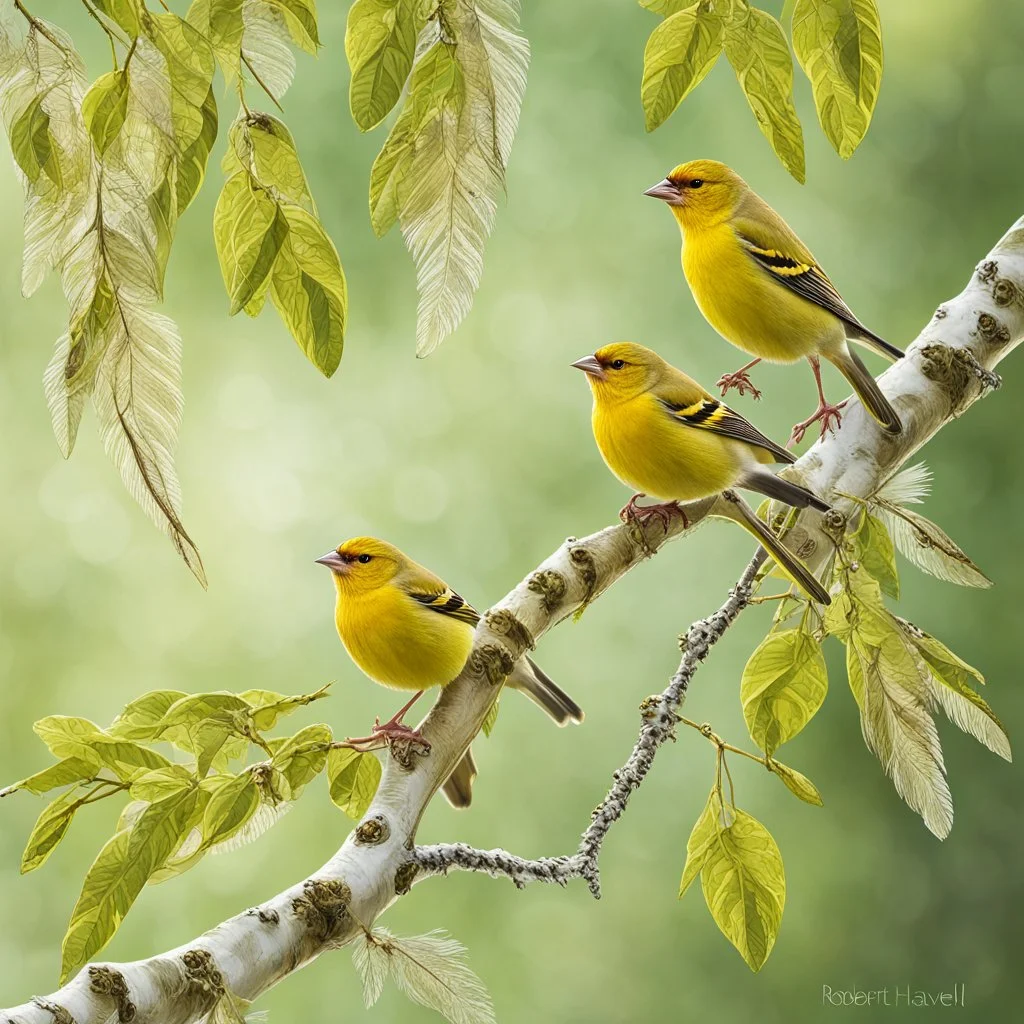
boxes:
[619,494,688,534]
[717,369,762,400]
[788,399,848,446]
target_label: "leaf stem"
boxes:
[13,0,65,50]
[79,0,123,68]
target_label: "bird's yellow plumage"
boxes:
[316,537,583,807]
[573,343,831,605]
[644,159,904,441]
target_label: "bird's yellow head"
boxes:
[316,536,404,595]
[644,159,746,230]
[572,342,668,403]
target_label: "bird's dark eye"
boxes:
[610,359,626,370]
[357,554,372,564]
[689,178,704,189]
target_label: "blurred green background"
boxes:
[1,0,1021,1020]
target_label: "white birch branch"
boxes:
[5,217,1023,1024]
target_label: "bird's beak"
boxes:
[644,177,683,205]
[315,550,348,573]
[571,354,606,380]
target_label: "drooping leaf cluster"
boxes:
[1,682,382,984]
[677,463,1008,972]
[0,0,345,583]
[345,0,529,356]
[639,0,884,182]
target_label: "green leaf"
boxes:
[268,0,321,54]
[875,501,991,588]
[176,87,219,213]
[231,114,314,209]
[269,204,347,376]
[723,2,805,182]
[21,789,85,874]
[156,692,252,734]
[272,724,331,797]
[845,604,953,839]
[147,12,217,151]
[678,787,719,896]
[214,171,290,314]
[93,0,142,35]
[740,627,828,756]
[639,0,693,15]
[60,787,202,982]
[240,683,332,731]
[853,511,899,598]
[641,3,724,132]
[189,0,245,76]
[2,756,102,798]
[10,94,62,187]
[346,0,422,131]
[82,70,130,157]
[791,0,883,159]
[109,689,189,740]
[368,39,462,238]
[481,698,500,738]
[700,805,786,972]
[201,770,261,848]
[129,765,197,801]
[770,760,823,806]
[822,568,890,643]
[897,619,1011,762]
[33,717,171,782]
[327,747,382,820]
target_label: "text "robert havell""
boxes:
[822,985,966,1008]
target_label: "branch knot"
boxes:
[87,968,135,1023]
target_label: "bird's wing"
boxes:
[660,395,795,465]
[404,571,481,627]
[731,208,884,347]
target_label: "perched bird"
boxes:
[317,537,583,807]
[573,342,831,604]
[644,159,903,442]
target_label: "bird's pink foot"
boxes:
[344,691,430,752]
[717,359,763,400]
[620,493,689,533]
[788,398,848,446]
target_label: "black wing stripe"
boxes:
[410,589,480,626]
[661,399,795,465]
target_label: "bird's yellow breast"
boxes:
[334,585,474,692]
[681,224,836,363]
[592,393,746,501]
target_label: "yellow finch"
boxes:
[317,537,583,806]
[644,159,903,443]
[573,342,831,605]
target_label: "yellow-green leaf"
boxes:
[214,171,290,315]
[240,683,332,731]
[176,87,219,213]
[700,806,786,972]
[741,628,828,755]
[10,94,62,187]
[272,724,331,798]
[93,0,142,35]
[129,765,197,801]
[201,770,261,847]
[21,789,85,873]
[268,0,321,54]
[678,787,719,896]
[2,756,101,798]
[898,619,1011,762]
[189,0,245,76]
[82,70,130,156]
[854,510,899,598]
[639,0,692,15]
[346,0,423,131]
[231,114,313,209]
[327,747,382,820]
[641,3,724,132]
[109,690,189,741]
[724,3,805,182]
[60,787,202,982]
[269,204,347,376]
[770,760,823,806]
[791,0,882,159]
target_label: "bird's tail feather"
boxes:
[829,346,902,434]
[850,325,905,363]
[741,468,830,513]
[441,748,477,808]
[716,491,831,605]
[508,658,584,726]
